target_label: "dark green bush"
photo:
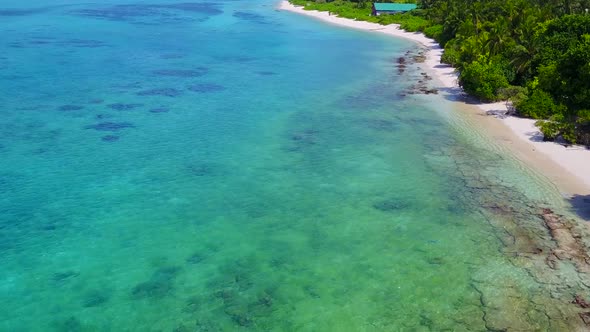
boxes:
[497,86,527,104]
[398,15,430,31]
[536,116,576,143]
[375,12,430,30]
[536,120,561,140]
[423,24,443,43]
[441,45,461,66]
[458,60,509,101]
[515,89,566,119]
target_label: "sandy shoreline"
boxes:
[278,1,590,202]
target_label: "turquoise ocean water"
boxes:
[1,0,588,330]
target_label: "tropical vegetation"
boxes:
[290,0,590,146]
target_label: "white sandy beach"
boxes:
[279,1,590,197]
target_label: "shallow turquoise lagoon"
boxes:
[0,0,587,331]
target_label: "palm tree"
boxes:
[485,16,511,56]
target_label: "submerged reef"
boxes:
[396,56,407,74]
[85,122,135,131]
[284,129,319,152]
[137,88,183,97]
[373,198,412,212]
[420,131,590,330]
[58,105,84,111]
[208,266,265,328]
[0,6,57,16]
[187,83,226,93]
[186,252,206,264]
[213,55,256,63]
[52,271,79,285]
[82,289,111,308]
[163,3,222,14]
[131,266,181,300]
[233,11,270,25]
[62,39,106,48]
[152,68,208,78]
[10,36,107,49]
[53,316,83,332]
[149,107,170,113]
[186,164,215,176]
[101,135,119,142]
[70,3,223,24]
[182,295,202,313]
[404,72,438,95]
[159,53,185,59]
[392,49,438,96]
[107,103,143,111]
[362,118,399,131]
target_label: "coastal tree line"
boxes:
[291,0,590,146]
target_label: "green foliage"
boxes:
[440,45,461,66]
[291,0,430,29]
[536,16,590,110]
[384,13,429,31]
[515,89,566,119]
[423,24,443,42]
[536,116,577,143]
[292,0,375,21]
[576,110,590,145]
[497,86,527,104]
[458,60,509,101]
[535,120,560,140]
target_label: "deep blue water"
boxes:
[0,0,585,330]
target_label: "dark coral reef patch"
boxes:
[149,107,170,113]
[0,6,57,16]
[373,198,412,212]
[85,122,135,131]
[52,271,79,285]
[58,105,84,111]
[82,289,111,307]
[131,266,181,300]
[12,37,108,49]
[137,88,183,97]
[108,103,143,111]
[159,53,185,59]
[70,3,222,24]
[233,11,270,25]
[187,83,225,93]
[101,135,119,142]
[152,68,208,78]
[62,39,107,48]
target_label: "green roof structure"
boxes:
[372,3,417,15]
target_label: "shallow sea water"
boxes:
[0,0,586,331]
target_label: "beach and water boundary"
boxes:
[3,1,590,329]
[278,1,590,211]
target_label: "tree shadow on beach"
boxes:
[436,86,485,105]
[568,194,590,220]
